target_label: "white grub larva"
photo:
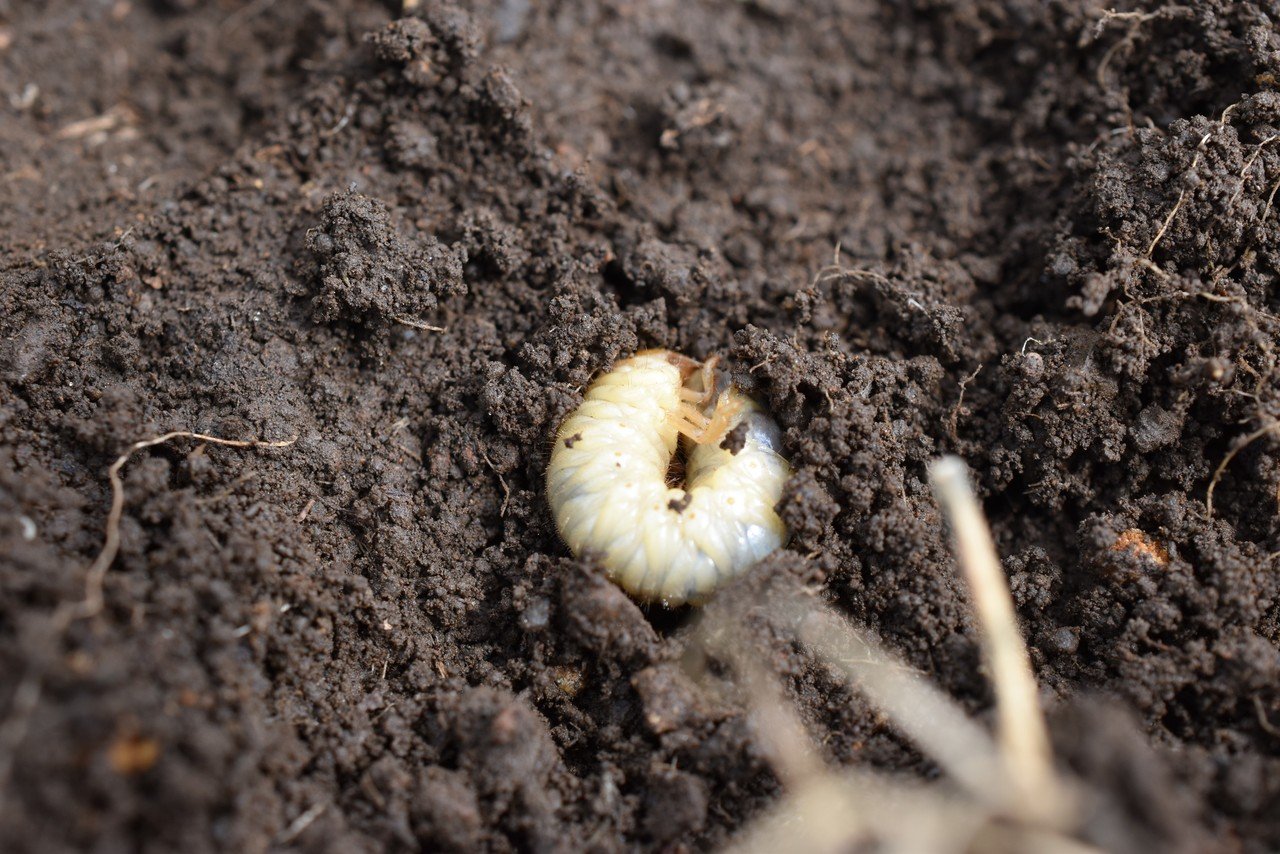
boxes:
[546,349,791,607]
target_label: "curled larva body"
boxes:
[546,350,790,607]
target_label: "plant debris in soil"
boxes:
[2,0,1279,851]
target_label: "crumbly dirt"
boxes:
[2,1,1279,851]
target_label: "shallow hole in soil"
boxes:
[643,602,698,636]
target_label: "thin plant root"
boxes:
[62,430,298,629]
[1205,419,1280,519]
[928,456,1062,823]
[0,429,296,807]
[392,315,446,332]
[1146,105,1236,258]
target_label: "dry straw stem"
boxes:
[697,609,976,853]
[692,616,826,789]
[723,768,982,854]
[693,456,1089,851]
[928,457,1059,820]
[772,593,1008,809]
[699,592,1094,853]
[729,773,1099,854]
[726,769,1099,854]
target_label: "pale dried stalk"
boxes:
[775,593,1009,810]
[700,606,983,854]
[726,645,825,790]
[928,456,1058,818]
[724,770,983,854]
[701,621,864,854]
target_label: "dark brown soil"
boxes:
[2,1,1279,851]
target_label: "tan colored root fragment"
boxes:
[392,315,446,332]
[69,431,297,627]
[1205,419,1280,519]
[0,429,295,805]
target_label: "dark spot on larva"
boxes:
[668,493,692,513]
[720,422,749,455]
[564,432,583,448]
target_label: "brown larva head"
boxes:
[651,347,703,381]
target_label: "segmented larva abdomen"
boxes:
[546,350,790,606]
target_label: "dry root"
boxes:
[0,429,295,805]
[65,431,297,628]
[1205,419,1280,520]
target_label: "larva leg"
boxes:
[671,392,745,446]
[696,356,720,400]
[671,357,734,443]
[673,388,747,448]
[679,387,707,404]
[670,402,712,440]
[694,389,745,446]
[673,356,747,446]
